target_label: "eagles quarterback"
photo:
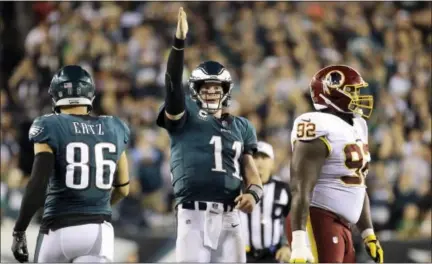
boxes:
[287,65,384,263]
[11,65,131,263]
[156,8,263,262]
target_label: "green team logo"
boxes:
[29,125,44,138]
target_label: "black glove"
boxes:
[11,231,29,263]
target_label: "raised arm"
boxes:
[164,7,188,122]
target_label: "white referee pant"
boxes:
[176,201,246,263]
[34,221,114,262]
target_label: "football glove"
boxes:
[289,231,315,263]
[12,231,29,263]
[362,230,384,263]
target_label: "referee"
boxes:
[240,141,292,263]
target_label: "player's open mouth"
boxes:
[204,99,219,104]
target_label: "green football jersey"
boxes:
[157,98,258,205]
[29,113,130,218]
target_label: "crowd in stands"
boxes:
[1,2,430,240]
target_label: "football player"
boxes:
[156,7,263,262]
[287,65,384,263]
[11,65,131,263]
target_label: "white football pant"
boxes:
[176,201,246,263]
[34,221,114,262]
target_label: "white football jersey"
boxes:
[291,112,370,224]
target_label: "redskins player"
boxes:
[287,65,384,263]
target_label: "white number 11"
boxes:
[209,136,242,179]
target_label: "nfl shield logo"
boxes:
[332,236,339,244]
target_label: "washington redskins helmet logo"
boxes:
[325,70,345,89]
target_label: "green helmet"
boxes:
[48,65,96,113]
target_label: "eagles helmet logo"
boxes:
[325,70,345,89]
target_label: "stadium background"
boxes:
[0,1,430,262]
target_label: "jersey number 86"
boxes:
[65,142,117,190]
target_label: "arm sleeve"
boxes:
[156,103,187,132]
[14,152,54,231]
[243,119,258,155]
[164,37,186,116]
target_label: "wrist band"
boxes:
[291,230,307,249]
[246,184,263,203]
[173,36,185,50]
[113,181,130,187]
[361,228,375,239]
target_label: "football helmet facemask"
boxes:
[48,65,95,113]
[188,61,233,113]
[310,65,373,118]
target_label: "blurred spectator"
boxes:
[130,129,167,214]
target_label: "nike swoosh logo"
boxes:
[302,118,311,122]
[231,223,239,227]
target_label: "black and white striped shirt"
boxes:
[241,176,291,251]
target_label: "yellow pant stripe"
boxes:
[306,216,319,263]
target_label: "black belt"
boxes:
[181,201,235,212]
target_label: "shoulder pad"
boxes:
[28,116,57,148]
[291,112,335,154]
[291,112,330,141]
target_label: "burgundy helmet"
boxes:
[310,65,373,118]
